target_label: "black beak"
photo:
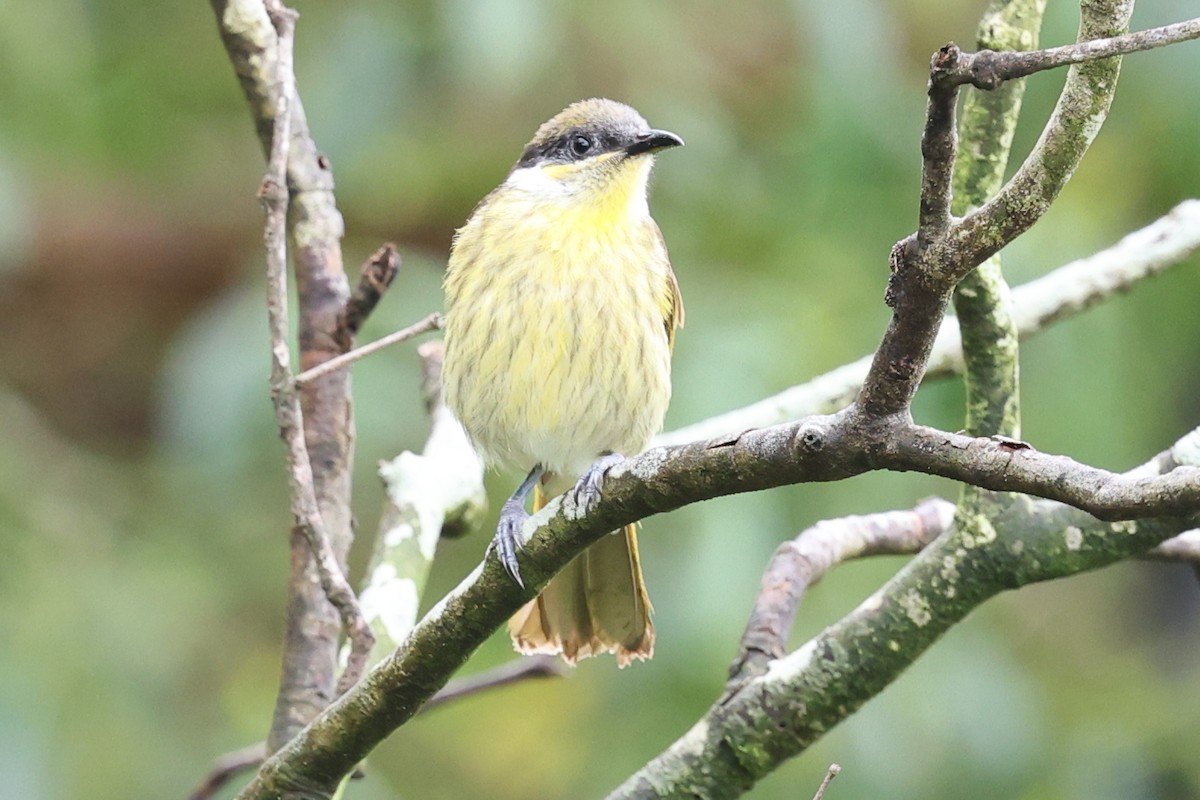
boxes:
[625,129,685,157]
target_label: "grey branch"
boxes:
[213,0,363,752]
[1146,531,1200,563]
[947,0,1041,442]
[810,764,842,800]
[234,402,1200,798]
[923,2,1134,289]
[336,243,401,350]
[917,46,960,246]
[189,742,267,800]
[422,655,568,713]
[255,0,372,701]
[294,312,443,387]
[610,421,1200,799]
[657,199,1200,446]
[938,17,1200,91]
[860,0,1134,418]
[728,498,955,687]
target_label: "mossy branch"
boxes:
[951,0,1046,440]
[609,443,1197,799]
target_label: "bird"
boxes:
[441,98,684,666]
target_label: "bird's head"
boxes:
[503,98,683,217]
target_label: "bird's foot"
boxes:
[492,498,530,587]
[569,453,626,515]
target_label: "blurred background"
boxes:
[2,1,1199,798]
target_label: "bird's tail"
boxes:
[507,482,654,666]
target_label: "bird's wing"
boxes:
[651,220,685,351]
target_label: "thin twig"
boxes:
[811,763,842,800]
[917,45,961,247]
[422,656,568,713]
[259,0,373,698]
[336,243,402,350]
[189,742,267,800]
[941,17,1200,90]
[727,498,955,689]
[294,312,443,387]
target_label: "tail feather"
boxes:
[508,484,654,666]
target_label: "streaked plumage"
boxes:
[442,98,683,665]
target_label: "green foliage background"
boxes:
[1,1,1198,798]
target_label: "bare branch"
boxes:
[728,498,955,687]
[213,0,363,751]
[810,764,842,800]
[255,0,372,703]
[658,199,1200,446]
[860,1,1134,418]
[294,312,443,387]
[917,45,960,247]
[941,17,1200,90]
[1012,199,1200,330]
[336,243,401,349]
[190,742,267,800]
[422,656,568,713]
[925,2,1137,286]
[949,0,1044,441]
[610,420,1200,800]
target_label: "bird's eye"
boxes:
[569,134,593,157]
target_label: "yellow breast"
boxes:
[442,172,675,478]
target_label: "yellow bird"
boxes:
[442,98,684,665]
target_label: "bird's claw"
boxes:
[570,453,626,515]
[492,498,529,587]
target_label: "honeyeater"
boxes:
[442,98,684,666]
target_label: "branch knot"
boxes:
[795,423,827,453]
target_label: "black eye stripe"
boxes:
[516,128,632,168]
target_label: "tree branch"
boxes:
[212,0,368,751]
[924,1,1135,285]
[234,403,1200,798]
[860,0,1133,418]
[1146,530,1200,563]
[917,46,960,247]
[947,0,1042,641]
[255,0,373,704]
[335,243,401,351]
[190,742,267,800]
[809,764,841,800]
[940,17,1200,91]
[609,423,1200,799]
[727,498,955,688]
[422,655,568,713]
[951,0,1043,440]
[656,199,1200,447]
[294,312,443,387]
